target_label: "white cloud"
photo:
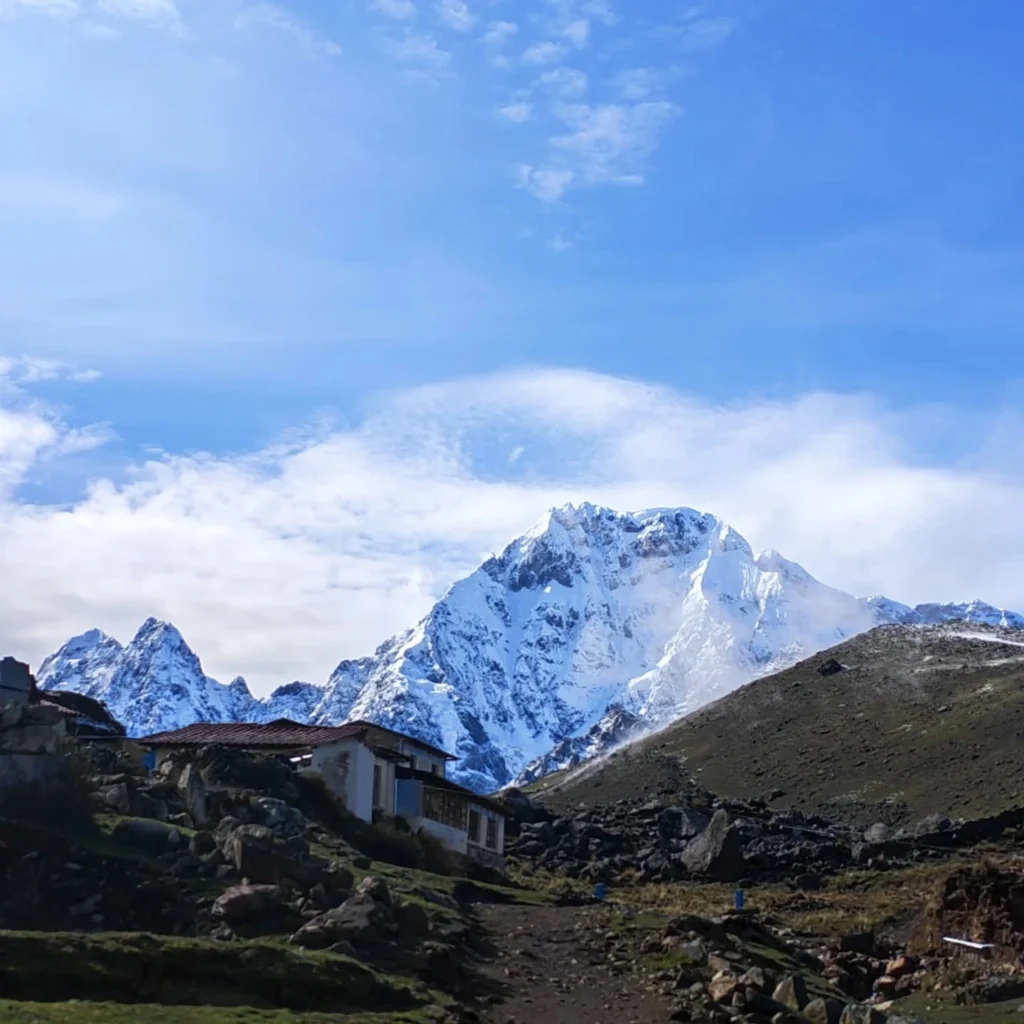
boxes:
[517,165,575,202]
[561,18,588,47]
[547,233,572,252]
[383,31,451,68]
[498,101,532,123]
[0,176,127,223]
[4,368,1024,694]
[96,0,178,24]
[550,100,680,188]
[522,40,566,65]
[370,0,417,20]
[235,4,340,55]
[0,355,102,385]
[611,67,675,101]
[481,19,516,47]
[435,0,473,31]
[0,0,79,17]
[661,15,737,52]
[536,67,587,98]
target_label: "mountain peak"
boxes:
[36,502,1024,792]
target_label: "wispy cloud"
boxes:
[0,356,101,386]
[235,4,340,56]
[96,0,179,25]
[522,40,566,65]
[519,99,679,202]
[517,165,575,202]
[536,67,588,98]
[435,0,473,32]
[0,175,128,223]
[610,66,679,101]
[0,0,79,18]
[370,0,417,20]
[481,19,516,47]
[498,100,532,123]
[4,368,1024,693]
[561,18,589,48]
[383,30,451,70]
[658,15,737,52]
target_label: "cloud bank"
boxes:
[2,365,1023,695]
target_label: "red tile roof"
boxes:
[140,717,454,760]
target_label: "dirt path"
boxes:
[472,903,675,1024]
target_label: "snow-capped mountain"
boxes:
[38,619,258,736]
[865,596,1024,630]
[35,503,1024,792]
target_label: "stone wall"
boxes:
[0,658,34,707]
[0,698,72,813]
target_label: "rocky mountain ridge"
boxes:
[36,503,1023,792]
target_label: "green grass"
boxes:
[0,1004,446,1024]
[899,991,1024,1023]
[0,931,425,1014]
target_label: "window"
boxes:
[468,809,482,844]
[422,788,468,830]
[372,764,383,809]
[485,816,499,851]
[431,763,440,776]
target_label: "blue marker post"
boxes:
[734,888,744,912]
[594,882,607,903]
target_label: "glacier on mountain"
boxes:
[35,503,1024,792]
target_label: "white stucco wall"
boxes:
[409,816,469,853]
[312,737,376,822]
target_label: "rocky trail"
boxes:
[475,902,674,1024]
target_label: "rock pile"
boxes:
[506,790,991,886]
[563,903,924,1024]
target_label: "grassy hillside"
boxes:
[538,624,1024,827]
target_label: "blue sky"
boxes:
[2,0,1024,690]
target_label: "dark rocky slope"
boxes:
[532,623,1024,830]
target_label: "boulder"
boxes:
[838,1006,888,1024]
[212,883,287,924]
[394,900,431,937]
[708,970,740,1004]
[803,997,844,1024]
[658,806,711,841]
[111,819,183,856]
[289,894,395,950]
[681,810,745,882]
[863,823,890,844]
[99,782,132,815]
[773,974,809,1011]
[178,764,208,827]
[355,875,392,907]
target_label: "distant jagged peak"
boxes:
[130,616,189,647]
[228,675,253,697]
[49,627,122,657]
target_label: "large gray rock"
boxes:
[804,997,845,1024]
[681,810,745,881]
[112,818,183,855]
[773,974,809,1011]
[212,884,287,924]
[658,806,711,841]
[289,894,395,950]
[838,1006,888,1024]
[178,764,207,827]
